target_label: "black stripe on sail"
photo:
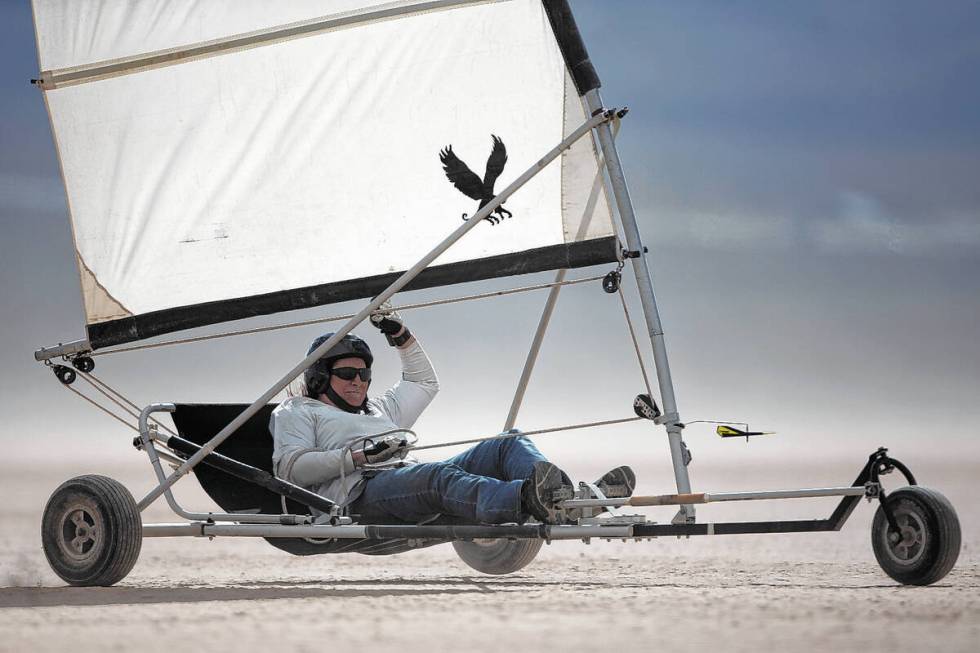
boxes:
[87,236,620,349]
[542,0,601,96]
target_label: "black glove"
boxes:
[372,314,403,336]
[352,434,409,468]
[370,303,412,347]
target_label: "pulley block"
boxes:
[633,394,661,420]
[72,356,95,373]
[52,364,76,385]
[602,270,621,293]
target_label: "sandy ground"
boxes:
[1,458,977,653]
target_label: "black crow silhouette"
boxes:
[439,135,513,225]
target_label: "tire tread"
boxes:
[41,475,142,587]
[452,538,542,575]
[871,485,960,586]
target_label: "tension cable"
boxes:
[410,415,643,452]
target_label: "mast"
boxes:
[544,0,695,522]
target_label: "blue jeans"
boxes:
[349,436,547,524]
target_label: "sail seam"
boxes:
[39,0,502,89]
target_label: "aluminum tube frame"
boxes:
[140,518,850,540]
[34,338,91,361]
[584,88,695,523]
[503,120,615,431]
[503,268,566,431]
[136,111,617,511]
[563,485,869,509]
[136,403,312,524]
[142,522,632,540]
[151,445,185,468]
[705,486,868,503]
[140,451,895,540]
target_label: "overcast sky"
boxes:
[1,1,978,490]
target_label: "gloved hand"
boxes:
[351,433,409,468]
[370,302,411,347]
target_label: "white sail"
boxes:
[32,0,616,346]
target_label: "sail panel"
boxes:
[35,0,616,348]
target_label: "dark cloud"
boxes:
[571,0,980,231]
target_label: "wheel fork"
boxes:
[865,447,917,535]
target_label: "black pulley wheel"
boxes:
[72,356,95,373]
[52,364,76,385]
[452,538,542,575]
[41,475,143,587]
[871,486,960,586]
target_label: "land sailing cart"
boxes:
[31,0,960,586]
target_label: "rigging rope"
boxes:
[616,285,654,399]
[410,416,643,452]
[76,372,141,421]
[64,383,139,433]
[60,370,644,458]
[91,274,606,357]
[77,370,179,437]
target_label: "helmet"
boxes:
[304,333,373,411]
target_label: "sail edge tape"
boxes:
[86,236,620,350]
[541,0,600,96]
[40,0,499,89]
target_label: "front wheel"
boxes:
[41,475,143,586]
[871,486,960,586]
[452,538,542,575]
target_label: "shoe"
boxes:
[520,461,573,524]
[594,465,636,498]
[564,465,637,523]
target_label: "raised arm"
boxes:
[368,312,439,427]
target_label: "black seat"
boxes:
[171,403,440,556]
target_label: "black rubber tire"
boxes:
[41,475,142,587]
[871,486,960,586]
[452,538,542,575]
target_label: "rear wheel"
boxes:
[871,486,960,586]
[452,538,542,575]
[41,475,142,586]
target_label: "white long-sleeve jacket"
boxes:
[270,338,438,508]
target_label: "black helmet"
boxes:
[304,333,373,409]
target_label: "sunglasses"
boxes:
[331,366,372,382]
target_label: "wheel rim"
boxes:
[56,499,103,563]
[883,503,927,565]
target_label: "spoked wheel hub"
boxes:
[884,509,925,565]
[61,504,101,559]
